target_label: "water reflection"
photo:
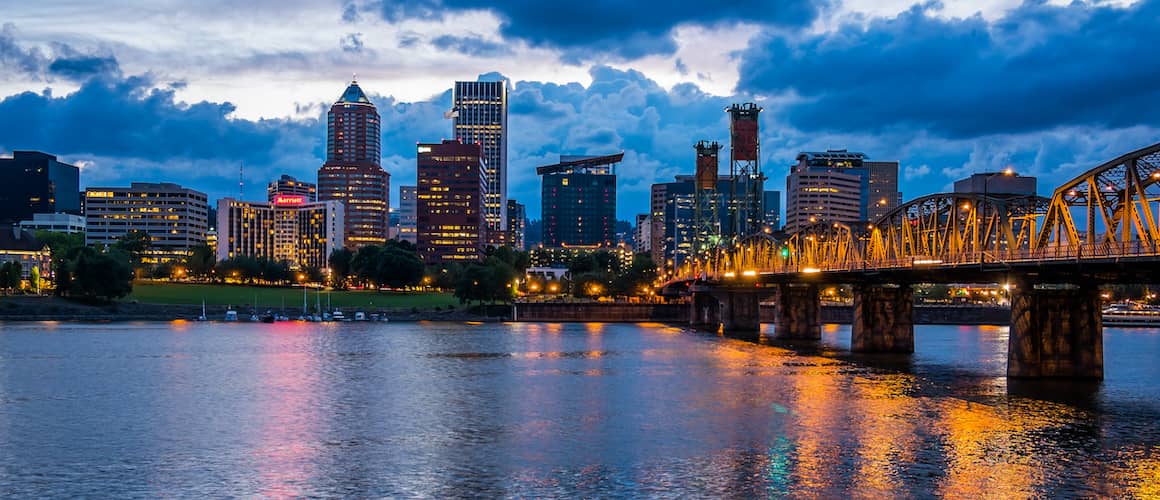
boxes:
[0,321,1158,497]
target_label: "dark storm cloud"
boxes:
[0,75,313,164]
[362,0,821,60]
[737,0,1160,138]
[2,24,122,81]
[0,23,44,74]
[431,35,513,57]
[47,55,120,79]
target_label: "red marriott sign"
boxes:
[274,195,305,205]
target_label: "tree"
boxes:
[114,230,153,268]
[30,266,41,294]
[69,247,133,302]
[328,248,353,288]
[185,244,216,278]
[375,246,425,289]
[454,257,517,304]
[0,262,22,293]
[611,253,657,296]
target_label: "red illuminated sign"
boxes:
[274,195,305,205]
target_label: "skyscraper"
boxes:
[452,80,507,238]
[538,154,620,247]
[416,140,484,264]
[318,79,390,248]
[507,199,526,250]
[397,185,417,244]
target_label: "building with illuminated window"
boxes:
[18,212,86,234]
[416,140,484,264]
[0,225,51,283]
[397,185,417,244]
[507,199,526,250]
[452,80,507,239]
[268,174,317,202]
[651,174,762,274]
[215,196,343,270]
[84,182,208,262]
[539,153,620,247]
[0,151,81,224]
[785,150,900,233]
[317,79,389,248]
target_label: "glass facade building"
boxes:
[0,151,80,224]
[453,80,508,238]
[538,154,620,247]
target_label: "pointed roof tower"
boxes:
[337,78,372,105]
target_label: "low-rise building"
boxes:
[18,213,86,234]
[0,225,51,282]
[216,197,344,270]
[529,244,633,271]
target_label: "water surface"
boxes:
[0,321,1157,497]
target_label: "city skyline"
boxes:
[1,0,1157,219]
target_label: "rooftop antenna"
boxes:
[352,72,357,83]
[238,162,244,199]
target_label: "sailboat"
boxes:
[196,299,208,321]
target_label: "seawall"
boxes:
[514,301,1011,325]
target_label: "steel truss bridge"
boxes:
[667,142,1160,380]
[674,141,1160,283]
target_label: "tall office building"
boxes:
[507,199,526,250]
[268,174,317,202]
[763,190,782,232]
[397,185,417,244]
[416,140,484,264]
[452,80,507,238]
[318,79,390,248]
[633,214,651,255]
[785,150,900,233]
[538,154,620,247]
[0,151,81,223]
[216,197,343,270]
[84,182,209,262]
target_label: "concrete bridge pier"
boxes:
[851,284,914,353]
[689,291,721,331]
[773,284,820,340]
[1008,284,1103,379]
[714,290,765,341]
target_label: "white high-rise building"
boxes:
[452,80,508,239]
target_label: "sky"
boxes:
[1,0,1157,219]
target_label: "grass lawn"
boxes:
[128,282,458,309]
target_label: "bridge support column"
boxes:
[852,284,914,353]
[688,292,721,331]
[717,290,762,340]
[773,284,820,340]
[1008,284,1103,379]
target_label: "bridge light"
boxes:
[1004,167,1014,176]
[780,247,790,258]
[1067,190,1078,196]
[802,267,821,274]
[1152,172,1160,180]
[741,269,757,278]
[723,271,737,278]
[961,202,971,210]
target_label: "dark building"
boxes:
[954,171,1037,196]
[416,140,484,264]
[267,174,317,202]
[538,153,620,247]
[763,190,781,232]
[318,79,390,248]
[507,199,526,250]
[453,80,508,236]
[0,151,81,223]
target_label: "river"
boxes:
[1,321,1158,497]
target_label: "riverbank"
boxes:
[0,296,503,322]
